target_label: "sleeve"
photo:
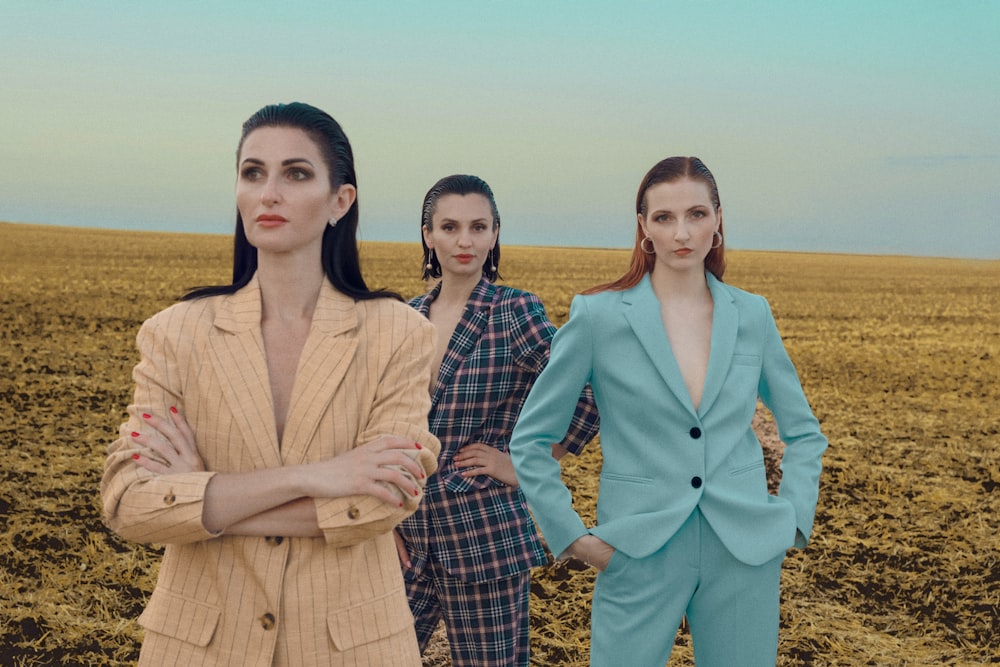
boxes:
[314,307,441,547]
[509,295,597,558]
[509,294,600,456]
[757,299,828,548]
[101,315,219,545]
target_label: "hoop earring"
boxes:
[640,236,655,254]
[425,249,435,270]
[711,231,723,249]
[489,247,497,272]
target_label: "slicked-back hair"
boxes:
[183,102,399,302]
[583,156,725,295]
[420,174,502,282]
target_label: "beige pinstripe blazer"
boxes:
[101,276,440,666]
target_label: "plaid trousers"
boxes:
[406,555,531,667]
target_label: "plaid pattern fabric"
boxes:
[399,278,599,584]
[407,556,531,667]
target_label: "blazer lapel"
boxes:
[208,276,282,469]
[428,278,495,411]
[281,282,359,465]
[622,275,698,418]
[698,273,739,417]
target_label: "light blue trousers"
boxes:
[590,509,784,667]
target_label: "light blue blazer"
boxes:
[510,273,827,567]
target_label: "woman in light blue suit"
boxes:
[509,156,827,666]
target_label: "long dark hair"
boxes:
[183,102,399,301]
[420,174,502,282]
[584,156,725,294]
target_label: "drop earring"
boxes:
[425,249,435,270]
[489,247,497,272]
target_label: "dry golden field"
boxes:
[1,221,997,666]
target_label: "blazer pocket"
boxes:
[729,459,765,477]
[732,353,761,366]
[138,588,221,647]
[600,472,654,485]
[327,588,414,652]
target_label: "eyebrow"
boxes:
[652,204,710,215]
[240,157,316,167]
[438,216,492,224]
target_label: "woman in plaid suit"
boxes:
[393,174,600,666]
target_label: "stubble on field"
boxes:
[1,223,997,666]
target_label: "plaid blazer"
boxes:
[101,276,440,666]
[398,278,599,583]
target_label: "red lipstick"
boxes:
[256,214,288,227]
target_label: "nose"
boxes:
[260,176,281,205]
[457,230,473,247]
[674,220,691,242]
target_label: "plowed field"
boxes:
[1,222,996,665]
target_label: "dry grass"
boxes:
[1,222,997,665]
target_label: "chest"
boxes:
[427,304,466,390]
[261,318,312,442]
[660,301,713,410]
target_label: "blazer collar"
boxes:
[208,275,360,464]
[424,277,496,408]
[622,272,738,418]
[700,273,738,416]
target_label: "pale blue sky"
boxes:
[2,1,997,258]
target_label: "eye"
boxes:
[654,213,669,223]
[692,210,706,219]
[240,166,264,181]
[287,167,312,181]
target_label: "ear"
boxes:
[421,224,434,249]
[637,212,649,238]
[715,206,723,233]
[330,183,357,220]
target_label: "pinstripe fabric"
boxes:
[398,277,600,584]
[101,275,441,666]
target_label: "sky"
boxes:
[2,1,998,259]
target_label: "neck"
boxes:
[435,271,483,305]
[256,252,325,322]
[648,265,710,304]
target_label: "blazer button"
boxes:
[347,506,361,520]
[163,492,176,505]
[265,536,284,546]
[689,427,702,439]
[691,476,703,489]
[260,612,276,630]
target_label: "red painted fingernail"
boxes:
[414,442,422,449]
[398,502,404,508]
[142,413,151,419]
[170,406,178,414]
[131,432,140,438]
[132,454,140,460]
[413,489,419,496]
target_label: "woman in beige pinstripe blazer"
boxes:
[101,103,441,666]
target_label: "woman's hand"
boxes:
[562,535,616,571]
[454,442,518,486]
[301,435,427,506]
[131,406,206,475]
